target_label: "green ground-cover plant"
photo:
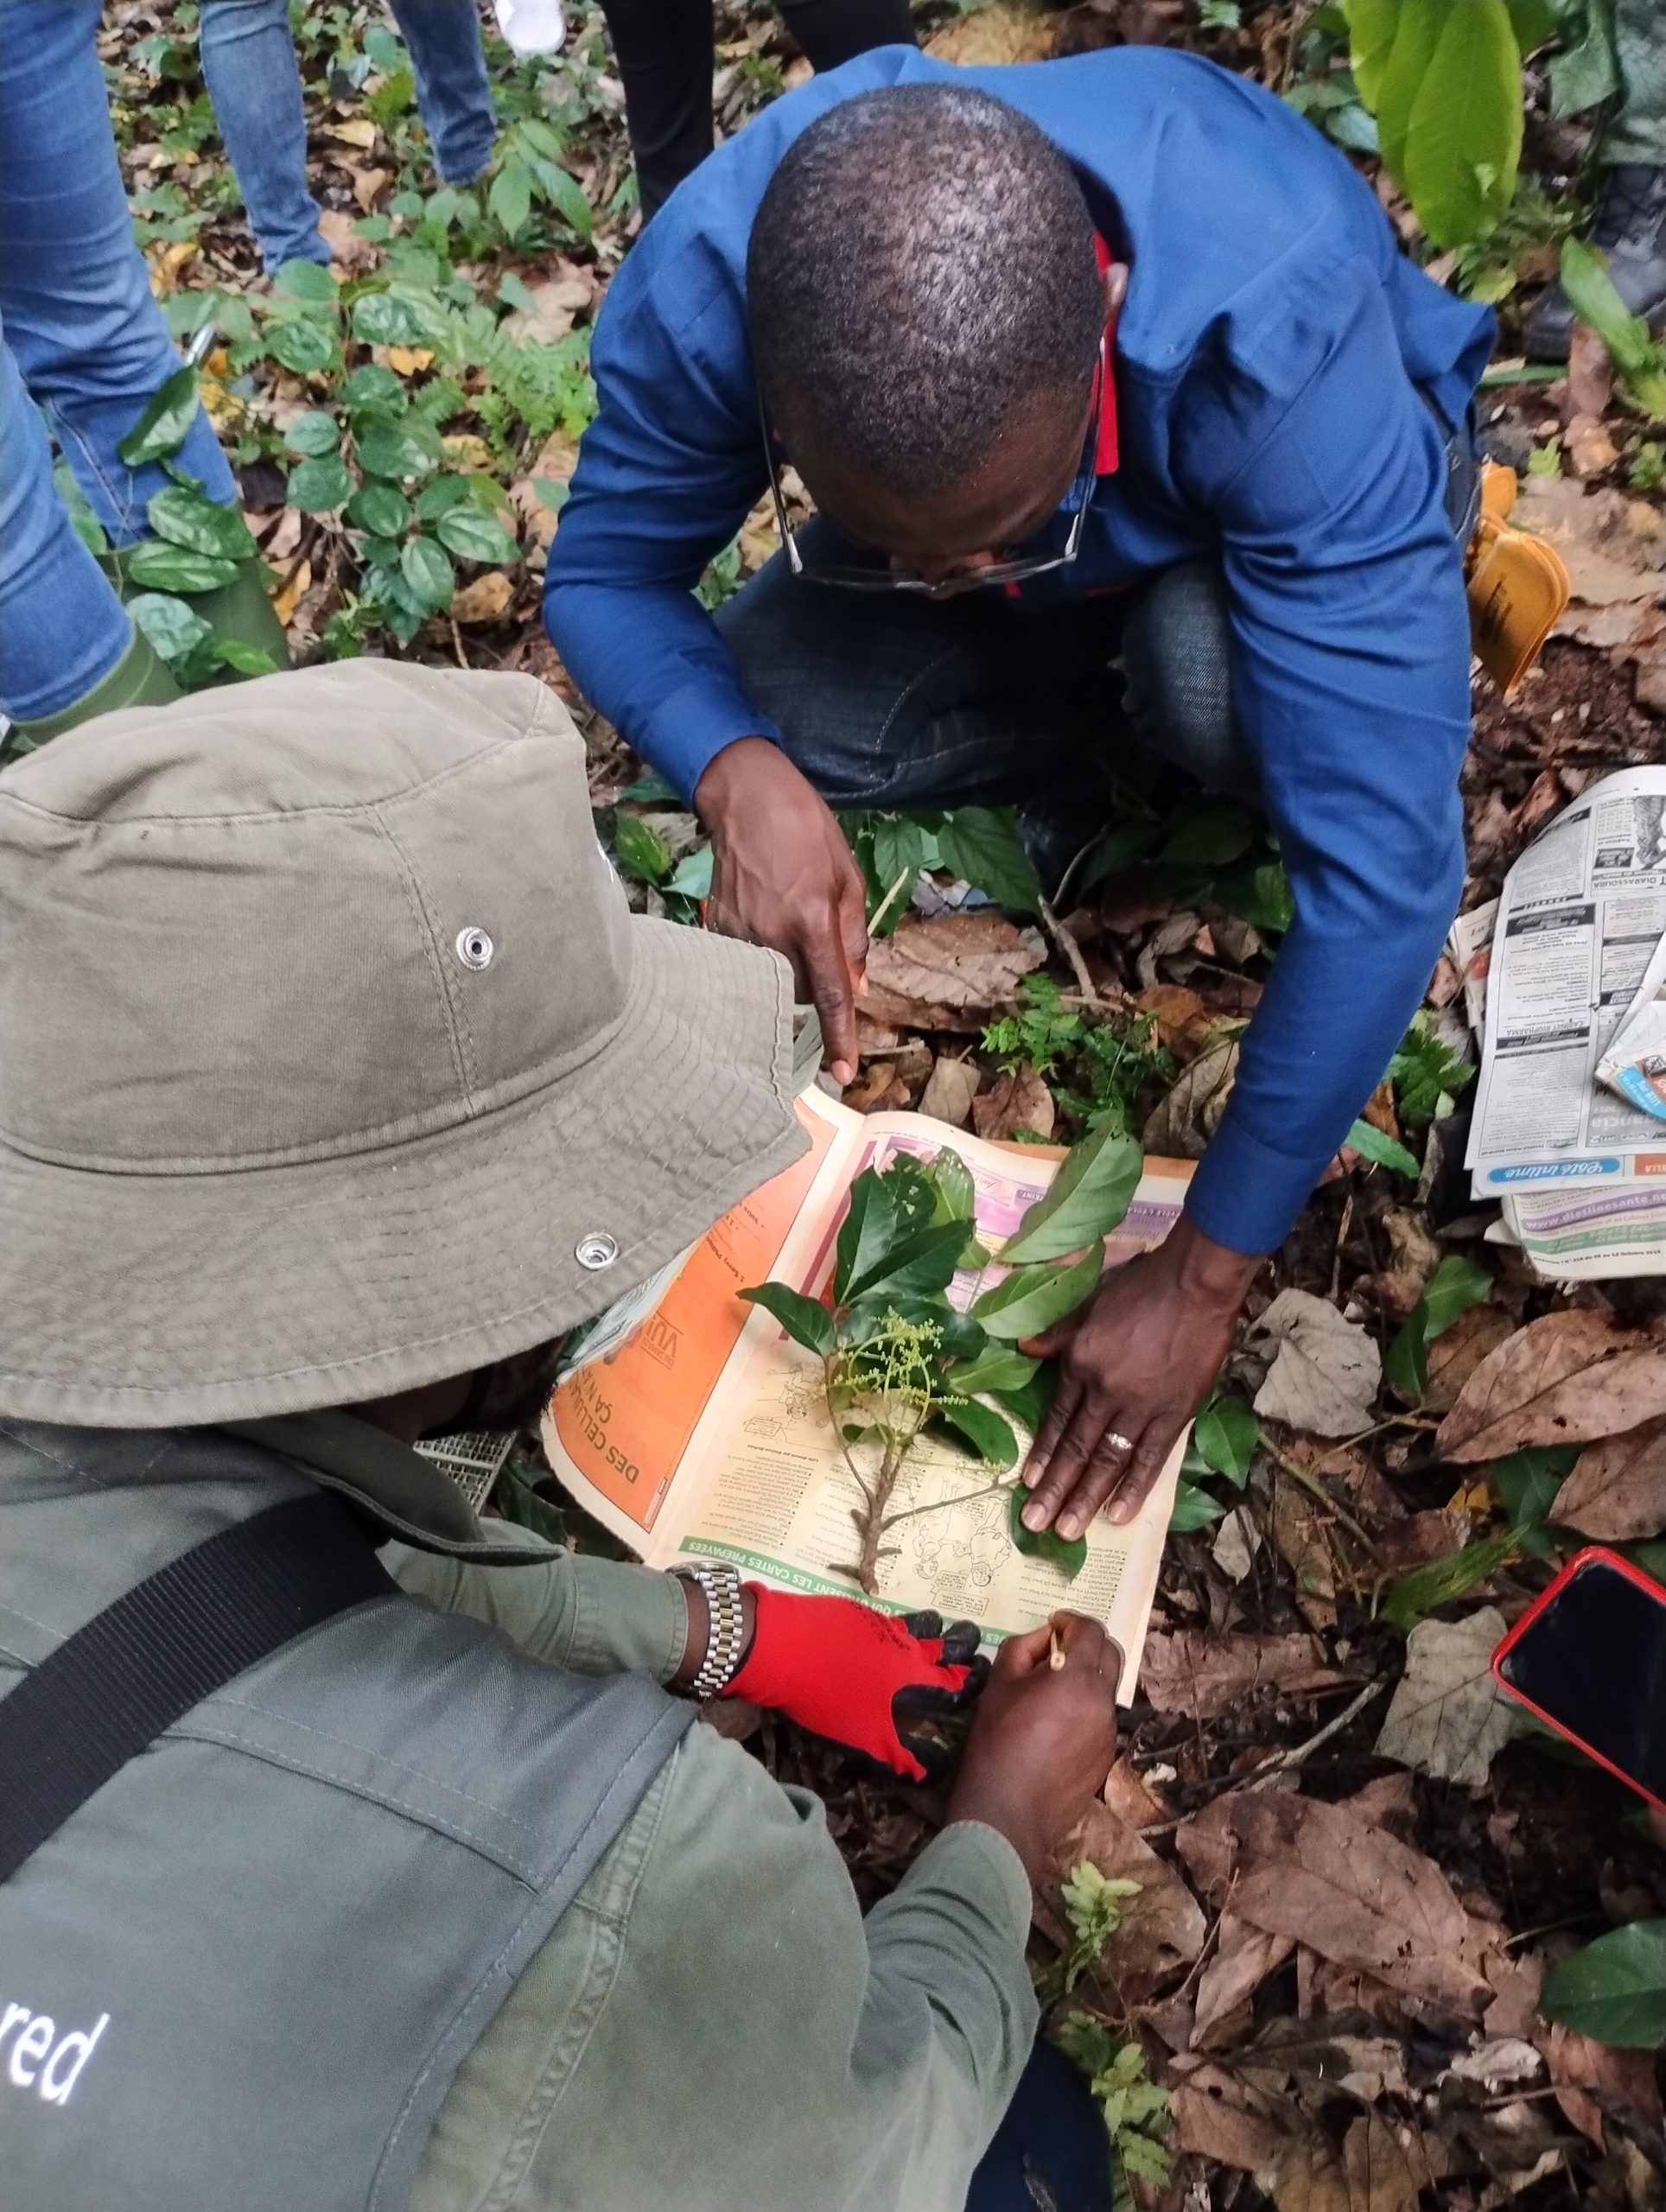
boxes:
[1045,1865,1173,2188]
[741,1121,1142,1591]
[983,974,1177,1141]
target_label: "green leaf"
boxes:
[125,590,210,664]
[933,805,1044,914]
[287,454,355,514]
[1389,1012,1475,1128]
[993,1363,1057,1436]
[346,482,411,537]
[613,813,671,885]
[283,410,341,458]
[937,1398,1019,1466]
[1505,0,1558,56]
[209,638,279,677]
[1548,0,1619,118]
[529,156,595,241]
[351,289,424,347]
[436,507,519,563]
[1541,1920,1666,2049]
[1002,1123,1142,1264]
[1560,238,1666,418]
[950,1345,1040,1396]
[124,542,238,593]
[1384,1254,1494,1397]
[665,845,714,899]
[272,257,337,302]
[1493,1443,1579,1531]
[1215,858,1295,936]
[1170,1479,1230,1532]
[147,485,257,562]
[117,365,200,467]
[835,1167,904,1304]
[489,158,534,241]
[358,419,442,482]
[1008,1485,1087,1576]
[971,1242,1104,1342]
[343,363,409,416]
[1158,801,1256,868]
[399,533,455,613]
[923,1147,977,1227]
[265,318,340,375]
[1345,1117,1421,1178]
[843,1220,970,1306]
[1194,1395,1259,1484]
[414,473,473,520]
[1381,1531,1517,1630]
[1400,0,1523,248]
[738,1281,835,1359]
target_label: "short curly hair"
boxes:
[746,85,1103,497]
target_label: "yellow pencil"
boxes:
[1048,1626,1065,1672]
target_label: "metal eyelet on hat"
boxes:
[455,926,494,970]
[575,1232,618,1270]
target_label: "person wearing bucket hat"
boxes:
[0,660,1122,2212]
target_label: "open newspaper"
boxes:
[542,1084,1194,1699]
[1463,767,1666,1277]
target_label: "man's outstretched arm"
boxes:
[1020,257,1474,1538]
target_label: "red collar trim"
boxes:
[1093,232,1120,477]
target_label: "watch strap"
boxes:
[674,1560,747,1700]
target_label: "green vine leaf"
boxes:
[117,365,200,467]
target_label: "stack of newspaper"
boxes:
[1461,766,1666,1279]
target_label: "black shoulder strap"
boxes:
[0,1491,395,1883]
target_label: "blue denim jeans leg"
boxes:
[966,2038,1117,2212]
[199,0,496,274]
[0,0,237,720]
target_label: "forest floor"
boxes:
[102,2,1666,2203]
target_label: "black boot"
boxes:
[1525,163,1666,362]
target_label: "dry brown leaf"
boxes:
[1270,1478,1339,1630]
[1140,1629,1346,1720]
[857,912,1046,1032]
[1565,411,1620,479]
[271,556,311,629]
[1552,1414,1666,1540]
[1253,1290,1382,1438]
[450,571,514,626]
[925,0,1056,63]
[971,1063,1053,1142]
[1141,1033,1238,1158]
[1169,2066,1291,2174]
[1272,2109,1445,2212]
[918,1055,979,1128]
[1130,981,1214,1058]
[1538,2019,1663,2149]
[841,1061,908,1114]
[1176,1791,1499,2024]
[1374,1609,1516,1788]
[347,162,391,212]
[1521,474,1666,607]
[1423,1300,1517,1414]
[317,207,378,274]
[1048,1792,1205,1996]
[327,116,378,149]
[1567,321,1615,421]
[1192,1911,1297,2050]
[501,270,594,346]
[1435,1309,1666,1461]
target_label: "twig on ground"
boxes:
[1243,1679,1386,1790]
[867,866,913,938]
[1037,890,1099,1006]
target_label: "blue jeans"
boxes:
[0,0,237,722]
[967,2039,1117,2212]
[199,0,498,272]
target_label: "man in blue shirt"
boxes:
[544,48,1493,1547]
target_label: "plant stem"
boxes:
[880,1474,1016,1531]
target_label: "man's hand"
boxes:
[1017,1216,1262,1541]
[946,1612,1120,1885]
[695,737,869,1085]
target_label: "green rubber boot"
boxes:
[184,556,292,671]
[3,623,181,759]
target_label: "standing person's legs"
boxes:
[197,0,331,272]
[386,0,497,183]
[596,0,715,220]
[775,0,915,72]
[715,522,1124,836]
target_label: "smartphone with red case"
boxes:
[1492,1547,1666,1812]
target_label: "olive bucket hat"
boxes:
[0,662,807,1426]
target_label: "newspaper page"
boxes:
[543,1085,1193,1696]
[1466,768,1666,1198]
[1598,930,1666,1122]
[1447,898,1498,1035]
[1493,1177,1666,1279]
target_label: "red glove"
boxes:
[724,1584,988,1783]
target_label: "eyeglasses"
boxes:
[759,343,1106,596]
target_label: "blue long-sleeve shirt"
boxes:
[544,46,1494,1255]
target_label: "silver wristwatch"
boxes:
[673,1560,747,1700]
